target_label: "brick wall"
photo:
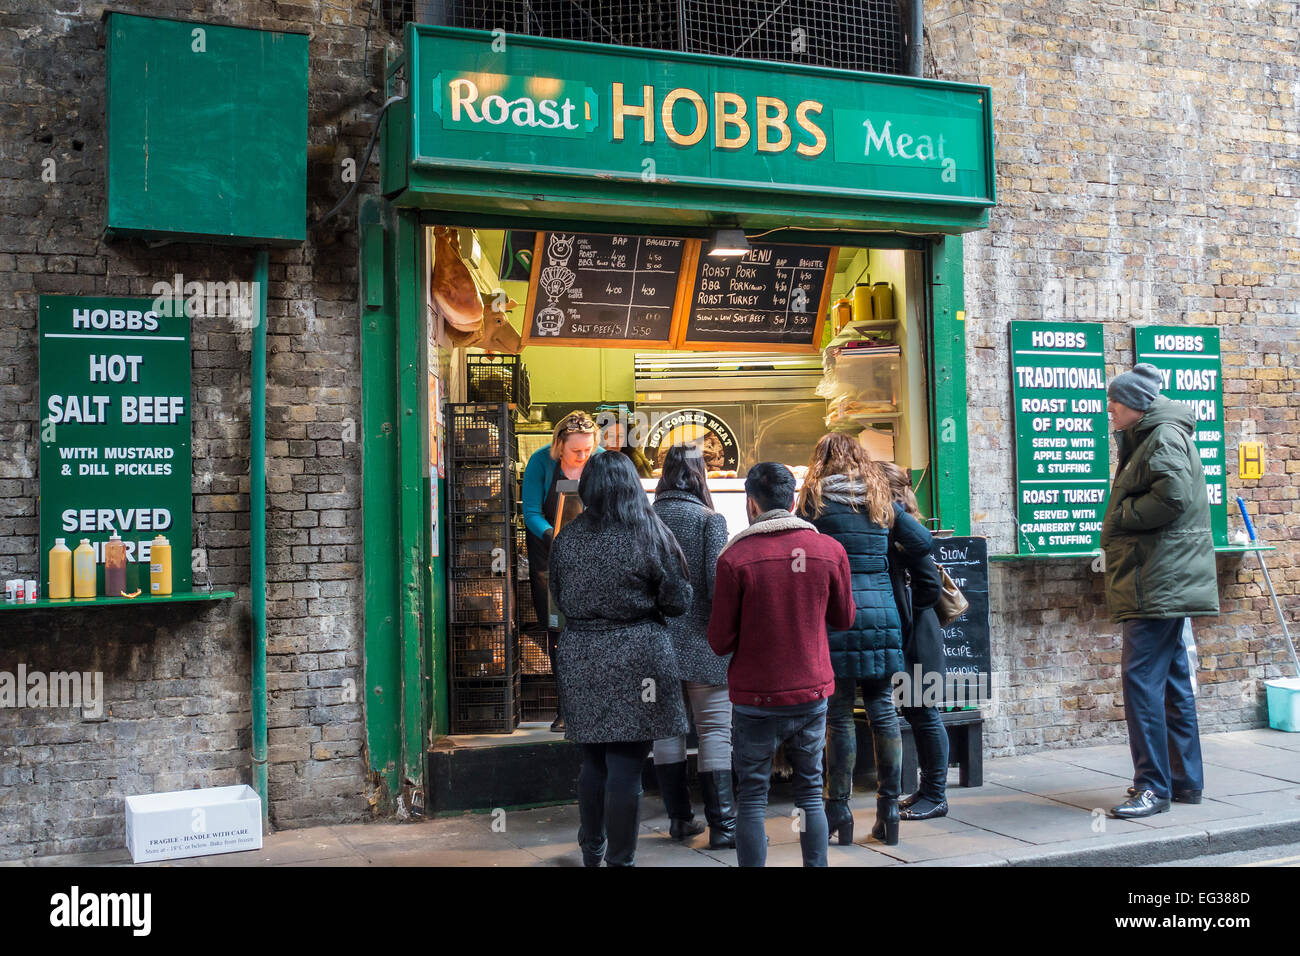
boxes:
[927,1,1300,752]
[0,1,390,859]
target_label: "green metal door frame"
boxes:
[359,197,433,811]
[361,213,971,793]
[928,234,971,535]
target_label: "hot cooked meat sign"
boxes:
[645,408,739,473]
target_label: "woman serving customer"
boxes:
[522,410,601,732]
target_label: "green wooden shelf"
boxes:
[991,545,1276,562]
[0,591,235,612]
[990,551,1098,561]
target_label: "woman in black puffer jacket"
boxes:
[796,434,929,847]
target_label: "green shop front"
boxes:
[360,25,996,812]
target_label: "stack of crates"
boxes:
[448,402,520,734]
[513,453,557,723]
[466,354,530,415]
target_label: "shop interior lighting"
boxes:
[706,228,751,257]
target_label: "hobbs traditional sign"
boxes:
[38,296,192,596]
[1009,321,1111,555]
[394,26,995,230]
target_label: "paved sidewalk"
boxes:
[8,728,1300,867]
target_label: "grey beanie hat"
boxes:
[1108,363,1163,411]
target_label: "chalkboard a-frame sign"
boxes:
[522,231,693,349]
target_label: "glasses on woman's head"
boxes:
[561,415,596,434]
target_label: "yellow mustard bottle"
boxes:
[150,535,172,595]
[73,538,96,599]
[49,537,72,600]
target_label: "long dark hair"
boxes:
[654,442,714,509]
[578,450,689,575]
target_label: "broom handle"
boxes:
[1236,497,1300,678]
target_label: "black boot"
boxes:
[699,770,737,849]
[655,761,706,840]
[577,824,606,867]
[870,797,900,846]
[604,788,642,866]
[824,798,854,846]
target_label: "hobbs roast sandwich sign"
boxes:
[402,26,995,219]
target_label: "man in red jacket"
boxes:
[707,462,856,867]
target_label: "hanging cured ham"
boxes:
[432,226,483,333]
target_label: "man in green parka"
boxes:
[1100,363,1220,820]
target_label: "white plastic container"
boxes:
[124,785,263,863]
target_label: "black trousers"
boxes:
[526,531,562,716]
[578,740,652,867]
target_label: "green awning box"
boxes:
[104,12,307,245]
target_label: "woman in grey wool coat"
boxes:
[549,451,692,867]
[650,443,736,849]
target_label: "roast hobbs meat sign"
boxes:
[403,26,996,214]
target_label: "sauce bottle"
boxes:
[150,535,172,595]
[49,538,72,600]
[852,281,874,324]
[105,533,127,598]
[73,539,97,599]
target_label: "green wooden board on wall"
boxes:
[103,12,307,245]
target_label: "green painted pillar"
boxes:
[930,235,971,536]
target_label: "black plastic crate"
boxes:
[516,578,539,631]
[466,355,530,414]
[450,622,515,679]
[450,574,512,625]
[451,672,521,734]
[451,463,512,515]
[520,676,558,723]
[449,513,512,572]
[449,402,514,462]
[519,628,550,674]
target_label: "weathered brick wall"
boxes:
[0,1,389,859]
[928,1,1300,752]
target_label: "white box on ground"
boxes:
[125,785,263,863]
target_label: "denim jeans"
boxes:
[1122,617,1204,798]
[825,677,901,804]
[732,699,829,867]
[653,681,733,773]
[577,740,652,866]
[901,704,949,802]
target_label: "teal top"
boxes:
[522,444,604,540]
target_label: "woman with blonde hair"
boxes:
[879,462,947,820]
[522,410,602,732]
[796,434,927,846]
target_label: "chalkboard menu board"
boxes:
[1132,326,1227,546]
[1009,321,1111,555]
[932,536,991,708]
[678,242,836,352]
[522,231,690,349]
